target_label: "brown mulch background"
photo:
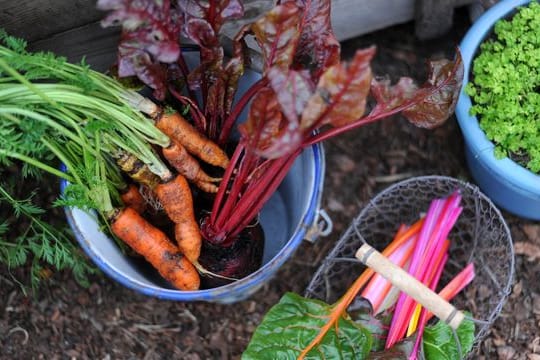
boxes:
[1,7,540,360]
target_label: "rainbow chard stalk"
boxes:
[243,193,476,360]
[386,192,463,348]
[361,225,418,313]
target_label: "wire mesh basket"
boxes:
[305,175,514,356]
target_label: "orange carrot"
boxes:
[110,207,200,290]
[162,141,220,193]
[155,111,230,169]
[120,184,147,214]
[174,222,201,264]
[115,152,160,188]
[154,175,202,263]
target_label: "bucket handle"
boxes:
[356,244,465,330]
[303,209,333,243]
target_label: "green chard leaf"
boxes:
[422,318,475,360]
[242,292,373,360]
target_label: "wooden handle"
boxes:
[355,243,464,329]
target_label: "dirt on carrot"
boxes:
[162,141,220,193]
[154,175,202,263]
[110,207,200,291]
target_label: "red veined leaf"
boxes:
[98,0,181,99]
[180,0,244,91]
[301,46,375,129]
[239,88,302,158]
[402,51,464,129]
[219,0,244,22]
[371,77,419,112]
[283,0,341,81]
[205,76,226,135]
[185,18,224,88]
[268,67,314,123]
[251,2,302,73]
[179,0,244,33]
[222,24,250,118]
[117,45,169,99]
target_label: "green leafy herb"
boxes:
[466,1,540,173]
[422,318,475,360]
[242,292,373,359]
[0,184,97,293]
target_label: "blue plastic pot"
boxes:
[456,0,540,220]
[62,62,327,303]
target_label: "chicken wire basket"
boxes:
[305,175,514,356]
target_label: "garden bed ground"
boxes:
[1,7,539,360]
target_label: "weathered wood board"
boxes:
[29,22,119,72]
[0,0,104,42]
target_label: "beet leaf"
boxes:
[251,2,302,72]
[301,47,375,130]
[239,87,286,152]
[98,0,181,99]
[284,0,341,80]
[402,54,464,129]
[371,52,464,129]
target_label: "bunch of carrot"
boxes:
[298,192,475,359]
[0,31,237,291]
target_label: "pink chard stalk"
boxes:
[98,0,464,275]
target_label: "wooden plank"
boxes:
[29,22,120,72]
[0,0,103,42]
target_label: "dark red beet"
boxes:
[198,222,265,289]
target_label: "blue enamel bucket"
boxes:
[62,61,328,303]
[455,0,540,220]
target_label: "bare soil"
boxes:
[1,7,539,360]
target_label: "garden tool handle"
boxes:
[355,243,464,329]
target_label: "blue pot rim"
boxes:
[62,143,325,301]
[456,0,540,196]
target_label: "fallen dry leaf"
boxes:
[523,224,540,243]
[514,242,540,261]
[497,345,516,360]
[527,354,540,360]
